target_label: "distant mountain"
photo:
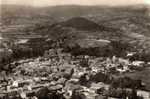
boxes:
[1,4,149,25]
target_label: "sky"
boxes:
[1,0,150,6]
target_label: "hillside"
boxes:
[59,17,119,32]
[1,4,150,54]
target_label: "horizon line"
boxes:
[1,3,149,8]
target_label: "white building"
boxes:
[132,61,145,66]
[137,90,150,99]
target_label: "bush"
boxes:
[90,72,111,83]
[111,77,142,89]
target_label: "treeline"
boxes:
[78,70,144,99]
[63,40,132,57]
[129,52,150,62]
[0,39,55,70]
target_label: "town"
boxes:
[0,47,150,99]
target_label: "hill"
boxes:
[1,4,150,54]
[59,17,119,32]
[60,17,101,31]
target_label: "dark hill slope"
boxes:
[60,17,119,32]
[32,17,126,41]
[60,17,102,31]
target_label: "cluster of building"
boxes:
[0,48,149,99]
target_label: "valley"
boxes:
[1,4,150,99]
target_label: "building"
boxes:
[137,90,150,99]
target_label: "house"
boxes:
[126,52,136,57]
[108,97,118,99]
[132,61,145,67]
[137,90,150,99]
[118,58,130,66]
[16,39,29,44]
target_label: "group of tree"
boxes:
[111,76,143,89]
[0,38,55,68]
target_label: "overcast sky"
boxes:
[1,0,150,6]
